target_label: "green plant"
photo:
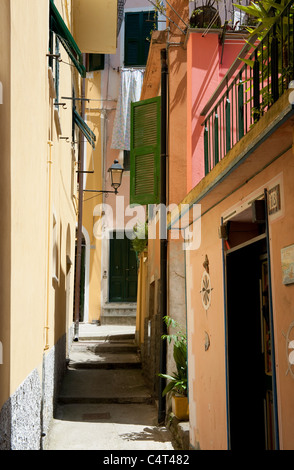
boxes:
[234,0,291,39]
[159,316,188,397]
[234,0,294,119]
[131,221,148,254]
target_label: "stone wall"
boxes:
[0,333,67,450]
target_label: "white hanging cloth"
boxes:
[111,69,144,151]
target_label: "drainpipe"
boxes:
[45,140,53,350]
[158,48,168,424]
[74,56,86,341]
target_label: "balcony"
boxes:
[201,0,294,175]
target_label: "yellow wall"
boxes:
[82,74,103,323]
[0,0,11,410]
[72,0,117,54]
[9,0,49,397]
[0,0,77,405]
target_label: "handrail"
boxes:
[201,0,294,175]
[200,0,294,116]
[200,32,258,116]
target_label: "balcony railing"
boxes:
[201,0,294,175]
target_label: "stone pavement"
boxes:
[44,323,189,451]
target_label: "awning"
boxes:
[50,0,86,77]
[73,109,96,149]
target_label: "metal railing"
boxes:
[202,0,294,175]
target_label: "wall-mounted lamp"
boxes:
[108,159,124,193]
[83,159,124,195]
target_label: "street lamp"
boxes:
[83,160,124,195]
[108,159,124,193]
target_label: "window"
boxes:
[124,11,157,67]
[86,54,105,72]
[73,109,96,149]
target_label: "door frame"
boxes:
[101,229,136,305]
[222,193,280,449]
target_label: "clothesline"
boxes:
[120,67,146,73]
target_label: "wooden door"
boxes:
[109,232,137,302]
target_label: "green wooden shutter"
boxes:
[130,97,161,206]
[50,0,86,77]
[125,12,141,66]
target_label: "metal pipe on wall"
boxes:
[44,140,53,350]
[158,48,168,425]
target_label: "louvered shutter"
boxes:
[125,12,141,66]
[130,97,161,206]
[124,11,157,66]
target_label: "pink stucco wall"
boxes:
[187,32,245,192]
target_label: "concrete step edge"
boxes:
[68,362,142,370]
[58,396,153,405]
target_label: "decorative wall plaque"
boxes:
[281,244,294,285]
[283,321,294,379]
[268,184,281,215]
[201,271,211,310]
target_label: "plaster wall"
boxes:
[9,0,49,396]
[186,145,294,450]
[187,31,245,192]
[0,0,77,446]
[0,0,11,412]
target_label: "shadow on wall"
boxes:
[53,221,67,411]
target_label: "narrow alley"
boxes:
[2,0,294,452]
[44,323,188,451]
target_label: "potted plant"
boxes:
[189,0,221,29]
[159,316,189,420]
[131,221,148,255]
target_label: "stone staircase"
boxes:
[58,326,153,405]
[100,303,137,325]
[49,324,189,450]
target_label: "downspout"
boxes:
[44,140,53,350]
[41,139,53,448]
[158,48,168,424]
[74,55,86,341]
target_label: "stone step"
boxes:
[100,316,136,326]
[58,369,152,405]
[101,303,137,326]
[68,339,141,370]
[68,357,141,370]
[71,340,138,353]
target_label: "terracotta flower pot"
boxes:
[172,395,189,421]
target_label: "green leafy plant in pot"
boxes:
[159,316,189,420]
[131,221,148,255]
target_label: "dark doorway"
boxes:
[109,232,137,302]
[226,235,276,449]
